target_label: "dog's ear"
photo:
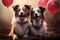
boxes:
[39,7,45,19]
[30,8,33,15]
[24,5,31,10]
[30,8,33,23]
[12,5,19,11]
[39,7,45,13]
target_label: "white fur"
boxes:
[30,21,47,36]
[33,19,42,26]
[12,16,30,40]
[33,8,41,16]
[34,11,40,16]
[13,17,30,35]
[18,6,24,15]
[31,8,47,36]
[12,15,30,40]
[12,5,31,39]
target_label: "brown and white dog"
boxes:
[9,5,31,40]
[29,7,47,37]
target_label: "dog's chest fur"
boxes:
[12,17,30,35]
[30,21,47,36]
[15,22,29,35]
[33,19,42,26]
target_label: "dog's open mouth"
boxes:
[17,17,25,25]
[19,15,26,21]
[19,17,24,21]
[17,15,28,25]
[34,16,40,19]
[17,17,27,26]
[19,14,28,17]
[19,15,25,17]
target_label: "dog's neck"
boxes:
[32,19,41,26]
[32,19,43,30]
[17,21,28,25]
[16,17,29,26]
[32,24,42,30]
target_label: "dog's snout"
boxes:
[20,12,23,15]
[35,13,37,16]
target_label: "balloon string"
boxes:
[7,7,11,36]
[7,7,11,22]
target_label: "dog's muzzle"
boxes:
[34,13,40,18]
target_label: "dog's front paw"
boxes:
[13,34,18,40]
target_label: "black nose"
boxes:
[35,13,37,16]
[20,12,23,15]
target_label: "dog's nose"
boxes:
[20,12,23,15]
[35,13,37,16]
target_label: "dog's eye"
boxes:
[37,10,41,13]
[17,9,20,12]
[23,9,27,12]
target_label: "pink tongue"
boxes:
[17,18,24,26]
[18,22,24,26]
[20,19,24,21]
[47,0,59,14]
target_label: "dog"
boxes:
[28,7,47,37]
[9,5,31,40]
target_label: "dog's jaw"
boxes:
[15,17,28,22]
[32,18,42,26]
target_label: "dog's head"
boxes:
[13,5,31,17]
[31,7,45,25]
[12,5,31,22]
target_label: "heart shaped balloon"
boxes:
[2,0,13,7]
[47,0,59,14]
[38,0,48,8]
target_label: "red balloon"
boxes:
[2,0,13,7]
[38,0,48,8]
[47,0,59,14]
